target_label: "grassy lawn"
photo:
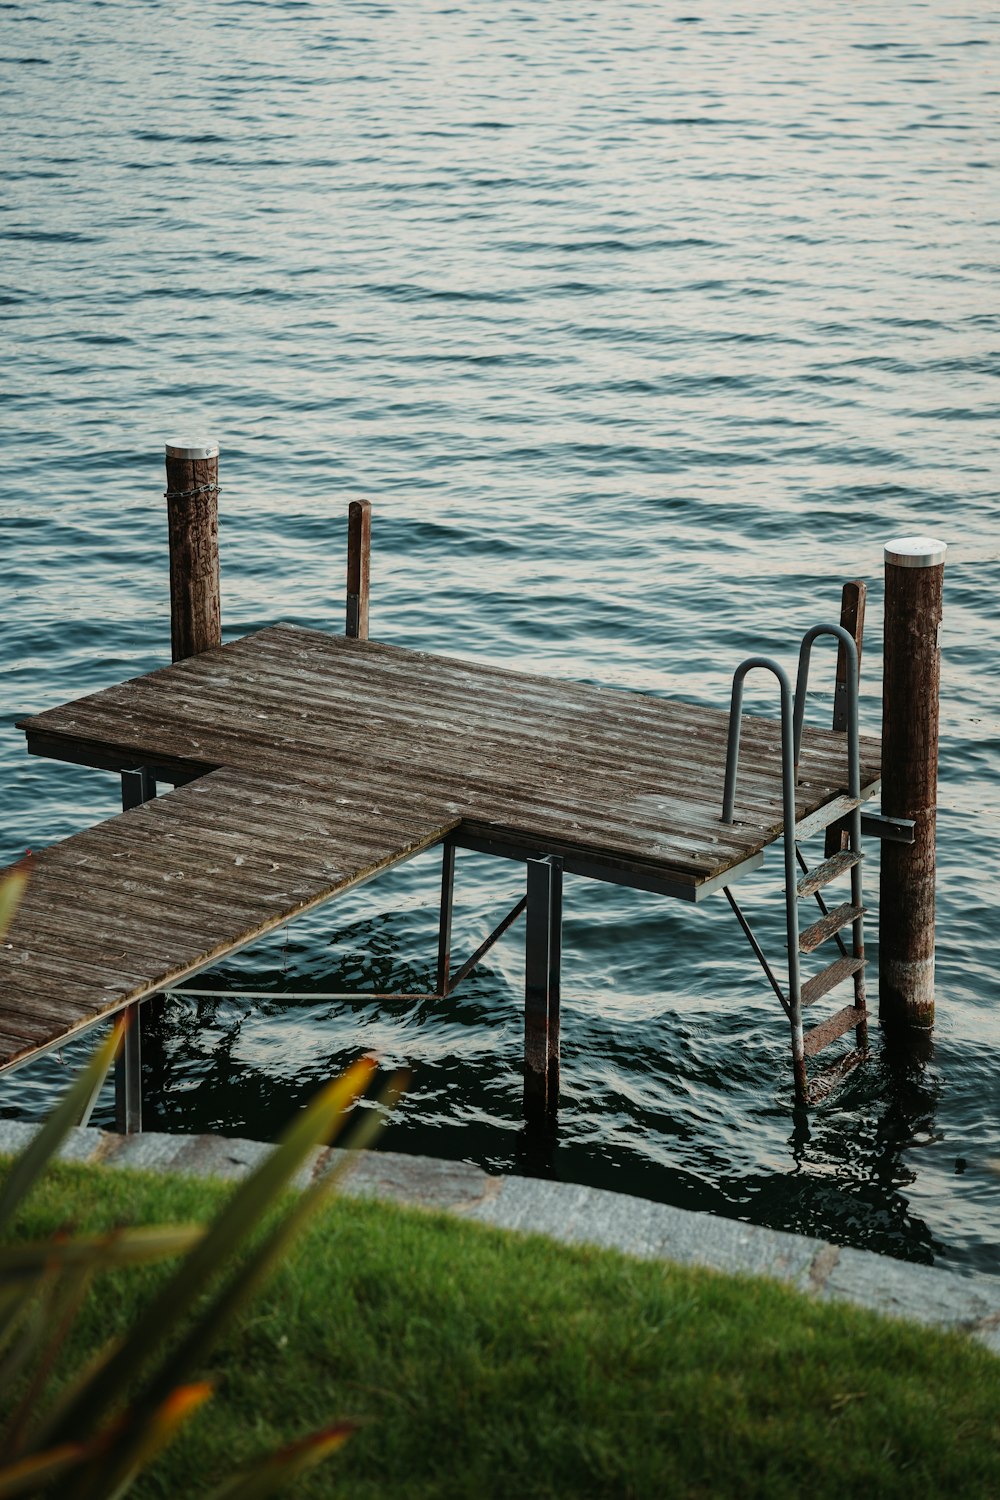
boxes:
[3,1158,999,1499]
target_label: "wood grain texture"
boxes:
[346,499,371,640]
[4,623,882,1071]
[879,557,943,1030]
[165,448,221,662]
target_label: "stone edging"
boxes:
[2,1120,998,1357]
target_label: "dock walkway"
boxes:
[1,623,880,1079]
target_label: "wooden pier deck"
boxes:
[0,623,880,1076]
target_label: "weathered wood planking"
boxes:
[19,625,881,856]
[2,624,881,1072]
[0,768,456,1069]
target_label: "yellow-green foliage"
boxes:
[0,870,398,1499]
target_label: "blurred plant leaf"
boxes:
[139,1069,406,1418]
[3,1264,93,1458]
[40,1056,378,1451]
[0,1022,121,1235]
[206,1421,356,1500]
[0,1276,57,1425]
[69,1066,403,1495]
[0,862,29,941]
[0,1223,203,1283]
[89,1381,215,1500]
[0,1280,34,1356]
[0,884,399,1500]
[0,1443,87,1500]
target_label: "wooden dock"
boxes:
[1,621,880,1089]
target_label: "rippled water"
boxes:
[2,1,999,1275]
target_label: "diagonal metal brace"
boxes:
[723,886,792,1020]
[446,894,528,996]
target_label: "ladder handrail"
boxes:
[792,624,861,798]
[720,657,802,1035]
[793,623,868,1086]
[721,656,795,827]
[721,628,867,1106]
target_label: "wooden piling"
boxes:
[164,442,221,663]
[831,582,867,734]
[879,536,946,1031]
[346,500,371,640]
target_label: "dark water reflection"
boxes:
[128,980,949,1268]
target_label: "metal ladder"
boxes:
[721,625,868,1106]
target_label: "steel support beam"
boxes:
[524,856,562,1124]
[452,828,763,901]
[436,839,456,997]
[860,811,916,844]
[114,1014,142,1137]
[121,766,156,810]
[115,767,156,1134]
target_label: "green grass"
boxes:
[4,1158,999,1499]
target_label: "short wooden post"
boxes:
[825,580,867,859]
[346,499,371,640]
[879,536,946,1031]
[164,442,221,662]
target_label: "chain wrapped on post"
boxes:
[164,481,221,504]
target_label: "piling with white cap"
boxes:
[164,441,222,662]
[879,534,946,1031]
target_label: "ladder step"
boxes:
[801,954,865,1009]
[797,849,862,900]
[794,794,863,843]
[803,1002,867,1057]
[807,1047,868,1104]
[799,903,865,955]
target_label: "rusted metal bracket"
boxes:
[860,811,916,844]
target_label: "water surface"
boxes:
[2,0,998,1276]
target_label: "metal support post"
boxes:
[546,858,563,1108]
[523,856,562,1123]
[114,1012,143,1137]
[436,839,455,997]
[121,767,156,811]
[116,767,156,1133]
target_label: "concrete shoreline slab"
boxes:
[2,1119,998,1357]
